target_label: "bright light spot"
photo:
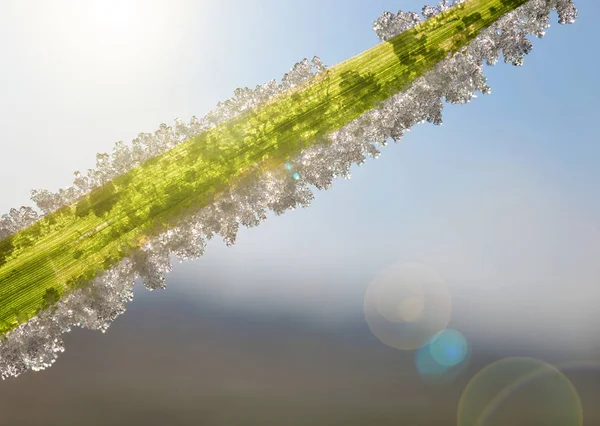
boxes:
[87,1,137,35]
[415,328,470,384]
[364,262,452,351]
[11,0,197,87]
[429,328,468,367]
[458,357,583,426]
[398,295,425,322]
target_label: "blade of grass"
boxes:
[0,0,529,335]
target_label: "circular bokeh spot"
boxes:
[458,357,583,426]
[292,172,300,180]
[416,329,470,384]
[429,328,468,367]
[364,262,452,351]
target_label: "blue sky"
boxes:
[0,0,598,356]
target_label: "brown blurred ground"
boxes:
[0,288,597,426]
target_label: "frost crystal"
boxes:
[373,10,422,42]
[0,0,577,378]
[0,207,39,237]
[0,260,134,379]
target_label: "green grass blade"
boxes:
[0,0,532,335]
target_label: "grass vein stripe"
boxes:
[0,0,532,335]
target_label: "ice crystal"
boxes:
[2,57,327,229]
[0,207,39,238]
[0,0,577,378]
[421,1,460,19]
[373,10,422,42]
[0,259,134,379]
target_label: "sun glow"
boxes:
[10,0,197,83]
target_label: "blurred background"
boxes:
[0,0,599,425]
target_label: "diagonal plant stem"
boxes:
[0,0,531,336]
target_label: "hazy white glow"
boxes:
[86,1,138,36]
[0,0,582,379]
[364,262,452,351]
[9,0,197,83]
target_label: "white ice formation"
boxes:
[0,0,577,378]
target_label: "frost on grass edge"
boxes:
[0,57,327,238]
[0,0,577,378]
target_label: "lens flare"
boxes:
[429,328,468,367]
[415,328,470,384]
[457,357,583,426]
[364,262,451,351]
[0,0,579,378]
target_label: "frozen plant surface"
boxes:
[0,0,577,378]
